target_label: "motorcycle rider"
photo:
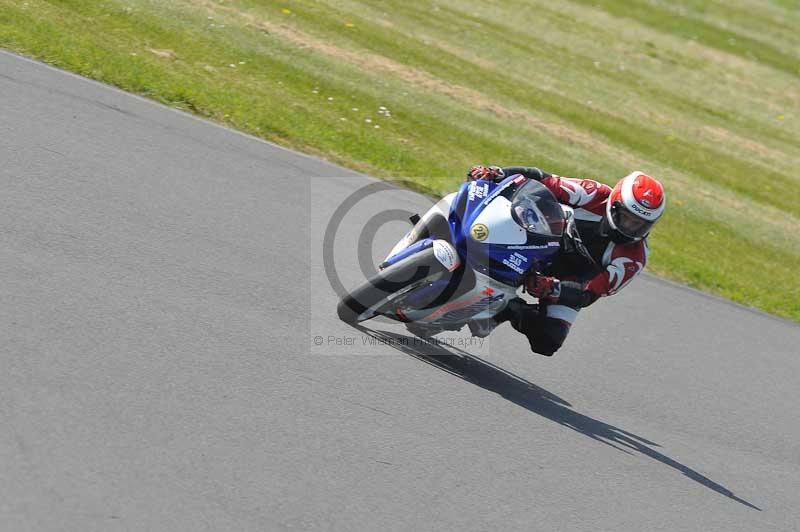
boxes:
[466,165,666,356]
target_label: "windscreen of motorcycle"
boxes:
[509,180,565,240]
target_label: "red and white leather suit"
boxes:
[488,167,650,356]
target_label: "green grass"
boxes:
[2,0,798,321]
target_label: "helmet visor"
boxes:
[612,203,654,239]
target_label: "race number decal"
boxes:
[471,223,489,241]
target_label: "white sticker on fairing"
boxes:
[433,240,460,272]
[501,252,528,274]
[507,244,549,250]
[468,182,489,202]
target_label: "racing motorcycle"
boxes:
[336,174,570,335]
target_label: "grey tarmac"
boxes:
[1,50,799,532]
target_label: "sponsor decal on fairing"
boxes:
[467,181,489,202]
[501,252,529,275]
[432,240,460,272]
[507,244,550,250]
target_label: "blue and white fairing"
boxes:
[380,174,564,326]
[449,175,562,286]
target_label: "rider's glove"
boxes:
[467,165,504,181]
[526,275,561,302]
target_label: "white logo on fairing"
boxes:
[502,252,528,274]
[468,182,489,202]
[507,244,548,250]
[433,240,460,272]
[607,257,642,292]
[560,181,597,206]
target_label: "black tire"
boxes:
[337,247,451,325]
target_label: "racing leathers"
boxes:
[474,166,650,356]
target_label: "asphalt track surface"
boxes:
[2,50,799,532]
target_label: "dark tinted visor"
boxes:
[612,204,653,239]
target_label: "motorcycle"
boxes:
[336,174,570,335]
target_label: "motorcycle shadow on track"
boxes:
[355,325,761,511]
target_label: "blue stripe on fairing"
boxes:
[382,238,434,268]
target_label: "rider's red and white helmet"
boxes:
[606,171,666,241]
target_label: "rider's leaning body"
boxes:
[466,165,666,356]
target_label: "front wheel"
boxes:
[337,247,450,325]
